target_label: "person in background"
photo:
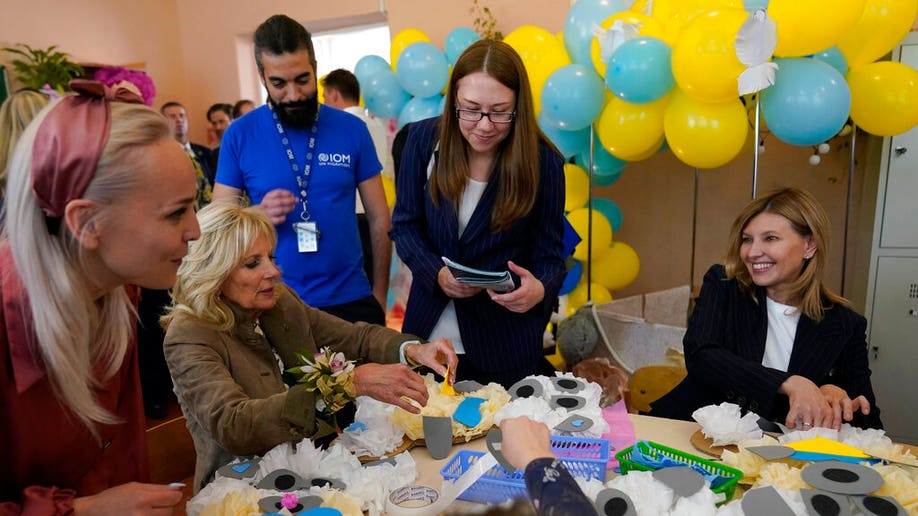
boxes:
[651,187,882,430]
[162,201,457,491]
[214,15,391,326]
[161,100,217,188]
[390,39,566,388]
[321,68,394,291]
[232,99,255,119]
[206,102,234,152]
[1,80,199,514]
[0,89,48,207]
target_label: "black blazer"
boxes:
[190,142,217,184]
[389,117,566,377]
[651,264,882,429]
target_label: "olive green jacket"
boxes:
[163,284,413,491]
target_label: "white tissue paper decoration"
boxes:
[606,470,675,515]
[692,403,763,446]
[336,396,406,457]
[735,9,778,96]
[595,20,641,68]
[494,372,610,438]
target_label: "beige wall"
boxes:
[0,0,894,313]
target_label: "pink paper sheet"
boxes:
[601,399,636,471]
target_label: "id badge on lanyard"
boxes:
[273,107,320,253]
[294,221,319,253]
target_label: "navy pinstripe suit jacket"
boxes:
[651,264,882,429]
[389,117,566,375]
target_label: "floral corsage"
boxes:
[287,347,357,415]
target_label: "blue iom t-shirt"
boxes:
[216,104,382,307]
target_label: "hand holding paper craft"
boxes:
[488,261,546,314]
[442,256,515,292]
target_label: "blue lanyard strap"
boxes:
[272,107,318,222]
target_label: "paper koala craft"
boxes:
[508,376,597,433]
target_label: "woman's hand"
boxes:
[498,417,555,470]
[73,482,183,515]
[354,363,429,413]
[437,266,483,298]
[819,384,872,430]
[404,338,458,383]
[488,261,545,313]
[779,375,833,429]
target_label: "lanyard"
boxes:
[272,108,318,222]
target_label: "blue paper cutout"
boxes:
[572,419,585,428]
[303,508,343,515]
[453,397,486,427]
[346,421,367,433]
[232,463,251,473]
[630,440,730,488]
[790,451,880,465]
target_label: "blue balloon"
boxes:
[575,136,627,186]
[364,70,411,119]
[559,260,583,296]
[398,95,442,129]
[743,0,769,11]
[761,58,851,146]
[563,0,627,65]
[396,42,449,98]
[538,111,590,159]
[541,64,606,130]
[445,27,481,66]
[354,55,390,85]
[592,198,623,232]
[438,94,447,114]
[809,47,848,77]
[606,37,674,104]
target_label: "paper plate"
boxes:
[690,429,739,457]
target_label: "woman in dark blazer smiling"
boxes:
[390,40,566,388]
[651,188,881,430]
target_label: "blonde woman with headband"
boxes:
[0,89,48,199]
[0,80,200,514]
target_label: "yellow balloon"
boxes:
[838,0,918,69]
[563,163,590,211]
[768,0,866,57]
[592,241,641,291]
[848,61,918,137]
[567,208,613,262]
[663,89,749,169]
[566,282,613,316]
[590,12,665,77]
[505,25,571,115]
[617,135,666,161]
[596,95,669,161]
[649,0,743,44]
[381,175,396,209]
[390,28,431,71]
[671,9,748,104]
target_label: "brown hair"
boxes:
[724,187,850,321]
[433,39,552,232]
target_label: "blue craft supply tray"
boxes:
[440,435,610,504]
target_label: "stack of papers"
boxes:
[442,257,515,292]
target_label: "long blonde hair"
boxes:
[724,187,850,321]
[4,100,171,433]
[433,40,555,232]
[162,201,277,332]
[0,89,48,194]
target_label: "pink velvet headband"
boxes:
[31,79,143,231]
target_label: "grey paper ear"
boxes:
[747,445,795,461]
[257,494,322,514]
[307,477,346,490]
[551,376,586,393]
[217,458,260,479]
[554,414,594,433]
[423,415,453,460]
[509,378,543,400]
[652,467,705,498]
[486,428,516,472]
[852,495,906,516]
[257,469,309,491]
[594,488,637,516]
[453,380,485,393]
[742,486,797,516]
[801,461,884,495]
[801,489,852,516]
[549,395,586,410]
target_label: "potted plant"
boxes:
[2,43,84,93]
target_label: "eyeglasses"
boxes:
[455,108,516,124]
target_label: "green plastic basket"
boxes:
[615,440,743,502]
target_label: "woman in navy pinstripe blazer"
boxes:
[389,40,566,388]
[651,188,882,430]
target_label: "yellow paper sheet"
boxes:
[785,436,870,458]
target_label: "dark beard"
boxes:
[268,94,318,130]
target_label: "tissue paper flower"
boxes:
[199,490,263,516]
[692,403,762,446]
[752,462,805,491]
